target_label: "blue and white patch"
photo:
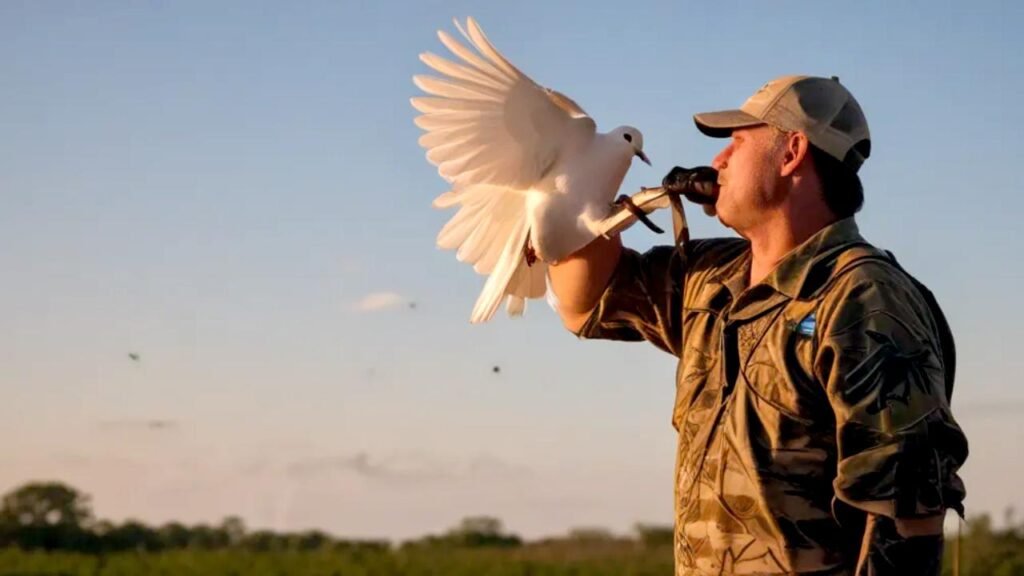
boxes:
[794,313,816,336]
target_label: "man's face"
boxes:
[711,125,787,233]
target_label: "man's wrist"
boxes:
[894,514,945,538]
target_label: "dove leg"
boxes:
[612,195,665,234]
[524,234,538,267]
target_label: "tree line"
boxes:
[0,481,674,554]
[11,480,1024,575]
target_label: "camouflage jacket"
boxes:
[577,218,967,575]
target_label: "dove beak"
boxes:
[635,150,651,166]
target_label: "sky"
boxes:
[2,0,1023,542]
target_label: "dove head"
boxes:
[611,126,650,165]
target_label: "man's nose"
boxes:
[712,143,732,171]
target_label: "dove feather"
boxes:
[459,18,524,80]
[470,214,530,323]
[413,75,505,102]
[417,124,492,149]
[437,30,512,83]
[431,190,459,209]
[419,53,508,90]
[410,97,500,114]
[454,194,508,264]
[419,120,504,152]
[436,198,494,249]
[415,111,496,131]
[506,296,526,316]
[456,193,511,264]
[462,192,523,272]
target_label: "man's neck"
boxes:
[743,210,837,287]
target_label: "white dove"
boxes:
[412,17,650,323]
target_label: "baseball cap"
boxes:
[693,75,871,172]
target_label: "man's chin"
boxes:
[715,211,750,239]
[715,209,733,230]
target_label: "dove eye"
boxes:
[623,133,633,143]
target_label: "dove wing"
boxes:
[412,18,598,323]
[412,17,596,189]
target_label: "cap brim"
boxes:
[693,109,764,138]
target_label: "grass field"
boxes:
[0,543,676,576]
[0,543,1006,576]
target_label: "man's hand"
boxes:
[857,514,946,575]
[661,165,719,209]
[894,514,945,538]
[661,165,719,217]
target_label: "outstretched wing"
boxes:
[412,17,596,190]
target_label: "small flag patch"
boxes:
[795,313,816,336]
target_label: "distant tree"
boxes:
[0,481,94,551]
[187,523,228,550]
[634,523,674,548]
[157,522,190,550]
[290,529,331,551]
[453,516,503,537]
[219,516,246,547]
[92,520,115,535]
[0,482,93,528]
[566,527,615,543]
[446,516,521,548]
[100,520,160,552]
[333,539,390,553]
[242,529,284,552]
[398,516,521,550]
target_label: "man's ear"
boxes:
[780,131,810,178]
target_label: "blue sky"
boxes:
[2,1,1023,540]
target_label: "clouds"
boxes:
[285,451,531,484]
[287,453,410,479]
[352,292,407,312]
[96,419,179,431]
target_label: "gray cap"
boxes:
[694,75,871,172]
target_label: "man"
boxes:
[549,75,968,575]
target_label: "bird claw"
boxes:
[613,194,665,234]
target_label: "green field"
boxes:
[0,539,1020,576]
[0,543,675,576]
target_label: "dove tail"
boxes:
[504,251,548,317]
[470,219,531,323]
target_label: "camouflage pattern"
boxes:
[577,218,967,575]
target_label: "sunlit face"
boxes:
[711,125,787,234]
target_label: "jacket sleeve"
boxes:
[814,263,968,523]
[574,244,684,356]
[852,514,945,575]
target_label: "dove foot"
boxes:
[613,194,664,234]
[524,239,538,267]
